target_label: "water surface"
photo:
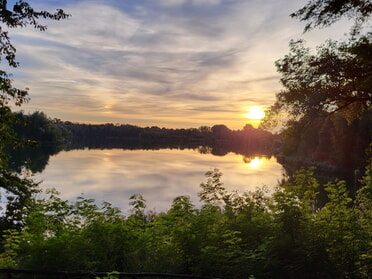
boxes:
[33,148,284,214]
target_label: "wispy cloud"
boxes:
[10,0,352,129]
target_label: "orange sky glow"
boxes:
[10,0,352,130]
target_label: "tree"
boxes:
[266,35,372,127]
[211,124,231,139]
[291,0,372,33]
[262,0,372,130]
[0,0,69,108]
[0,1,69,152]
[0,1,69,231]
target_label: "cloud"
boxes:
[9,0,353,129]
[157,0,222,7]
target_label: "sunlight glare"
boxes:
[245,106,265,120]
[244,156,264,169]
[102,151,114,162]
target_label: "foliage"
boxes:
[198,168,226,208]
[0,1,69,237]
[262,0,372,134]
[13,111,71,144]
[291,0,372,33]
[0,0,69,107]
[355,144,372,276]
[262,0,372,182]
[0,106,18,166]
[0,167,369,278]
[0,230,21,268]
[266,105,372,180]
[265,35,372,127]
[64,122,274,155]
[96,271,120,279]
[5,113,277,177]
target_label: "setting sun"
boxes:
[245,106,265,120]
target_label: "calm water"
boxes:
[33,148,284,214]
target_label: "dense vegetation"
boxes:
[275,108,372,183]
[0,0,371,278]
[0,166,371,279]
[0,0,69,239]
[262,0,372,183]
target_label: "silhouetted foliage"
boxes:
[7,112,277,176]
[13,111,71,144]
[291,0,372,33]
[278,109,372,168]
[0,1,68,236]
[262,0,372,186]
[0,1,69,107]
[0,165,370,278]
[265,36,372,126]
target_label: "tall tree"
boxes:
[0,0,69,108]
[263,0,372,129]
[266,35,372,126]
[0,1,69,230]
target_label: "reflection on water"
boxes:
[244,156,266,169]
[33,148,284,214]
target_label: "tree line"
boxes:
[10,108,372,182]
[14,111,274,152]
[7,111,276,173]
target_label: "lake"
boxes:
[32,148,285,214]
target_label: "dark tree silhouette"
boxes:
[0,1,69,231]
[268,36,372,125]
[292,0,372,33]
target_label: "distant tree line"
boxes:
[64,119,275,153]
[12,111,71,145]
[10,109,274,148]
[10,109,372,186]
[11,111,274,147]
[6,111,277,175]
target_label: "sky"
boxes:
[8,0,353,129]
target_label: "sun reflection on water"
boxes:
[244,156,266,169]
[34,149,284,213]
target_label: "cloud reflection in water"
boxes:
[34,148,284,214]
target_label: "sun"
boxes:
[244,106,265,120]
